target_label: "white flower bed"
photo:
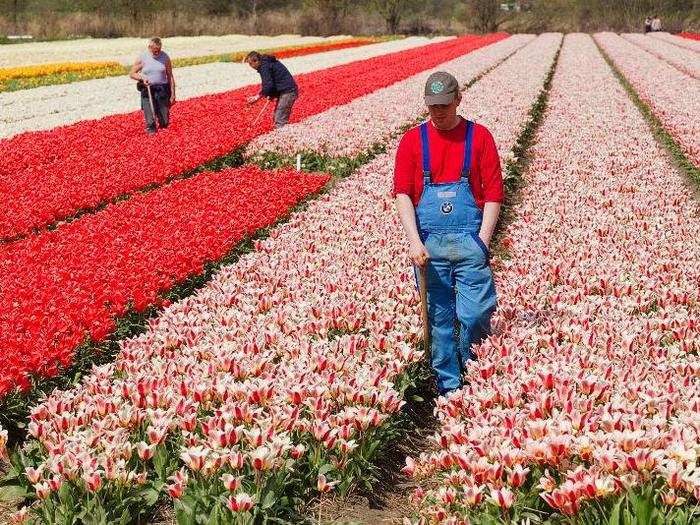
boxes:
[0,34,347,68]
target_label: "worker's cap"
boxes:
[424,71,459,105]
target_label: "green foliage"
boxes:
[465,0,504,32]
[2,0,698,37]
[249,143,386,180]
[369,0,420,33]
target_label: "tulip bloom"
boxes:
[221,473,242,492]
[227,493,254,512]
[489,487,515,509]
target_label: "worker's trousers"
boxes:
[141,84,171,134]
[274,91,298,128]
[422,232,497,394]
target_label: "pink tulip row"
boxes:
[595,32,700,168]
[651,32,700,52]
[459,33,561,168]
[246,34,535,158]
[407,33,700,524]
[622,33,700,78]
[3,33,565,521]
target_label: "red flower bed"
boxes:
[0,34,506,240]
[0,166,329,397]
[272,38,377,59]
[678,32,700,41]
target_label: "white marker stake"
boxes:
[296,154,302,172]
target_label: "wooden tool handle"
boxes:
[419,265,430,350]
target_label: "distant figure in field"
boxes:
[245,51,299,129]
[129,37,176,135]
[651,15,663,32]
[644,17,652,34]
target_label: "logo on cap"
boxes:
[430,81,445,94]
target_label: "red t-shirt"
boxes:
[393,118,504,208]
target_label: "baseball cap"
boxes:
[424,71,459,105]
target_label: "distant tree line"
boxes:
[1,0,697,38]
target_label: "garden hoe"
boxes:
[249,97,271,130]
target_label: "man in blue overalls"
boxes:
[393,71,503,396]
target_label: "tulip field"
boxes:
[0,29,699,525]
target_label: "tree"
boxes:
[199,0,235,15]
[370,0,419,33]
[302,0,353,32]
[467,0,502,32]
[0,0,29,33]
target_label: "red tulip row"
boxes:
[260,38,378,60]
[0,166,329,398]
[678,32,700,41]
[0,33,506,241]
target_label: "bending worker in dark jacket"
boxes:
[245,51,299,128]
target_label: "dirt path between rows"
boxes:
[314,377,438,525]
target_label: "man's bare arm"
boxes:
[395,194,429,267]
[479,201,501,247]
[129,59,145,82]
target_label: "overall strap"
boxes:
[420,122,431,185]
[461,120,475,181]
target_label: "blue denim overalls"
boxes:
[415,120,497,394]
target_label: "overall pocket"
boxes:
[469,232,490,259]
